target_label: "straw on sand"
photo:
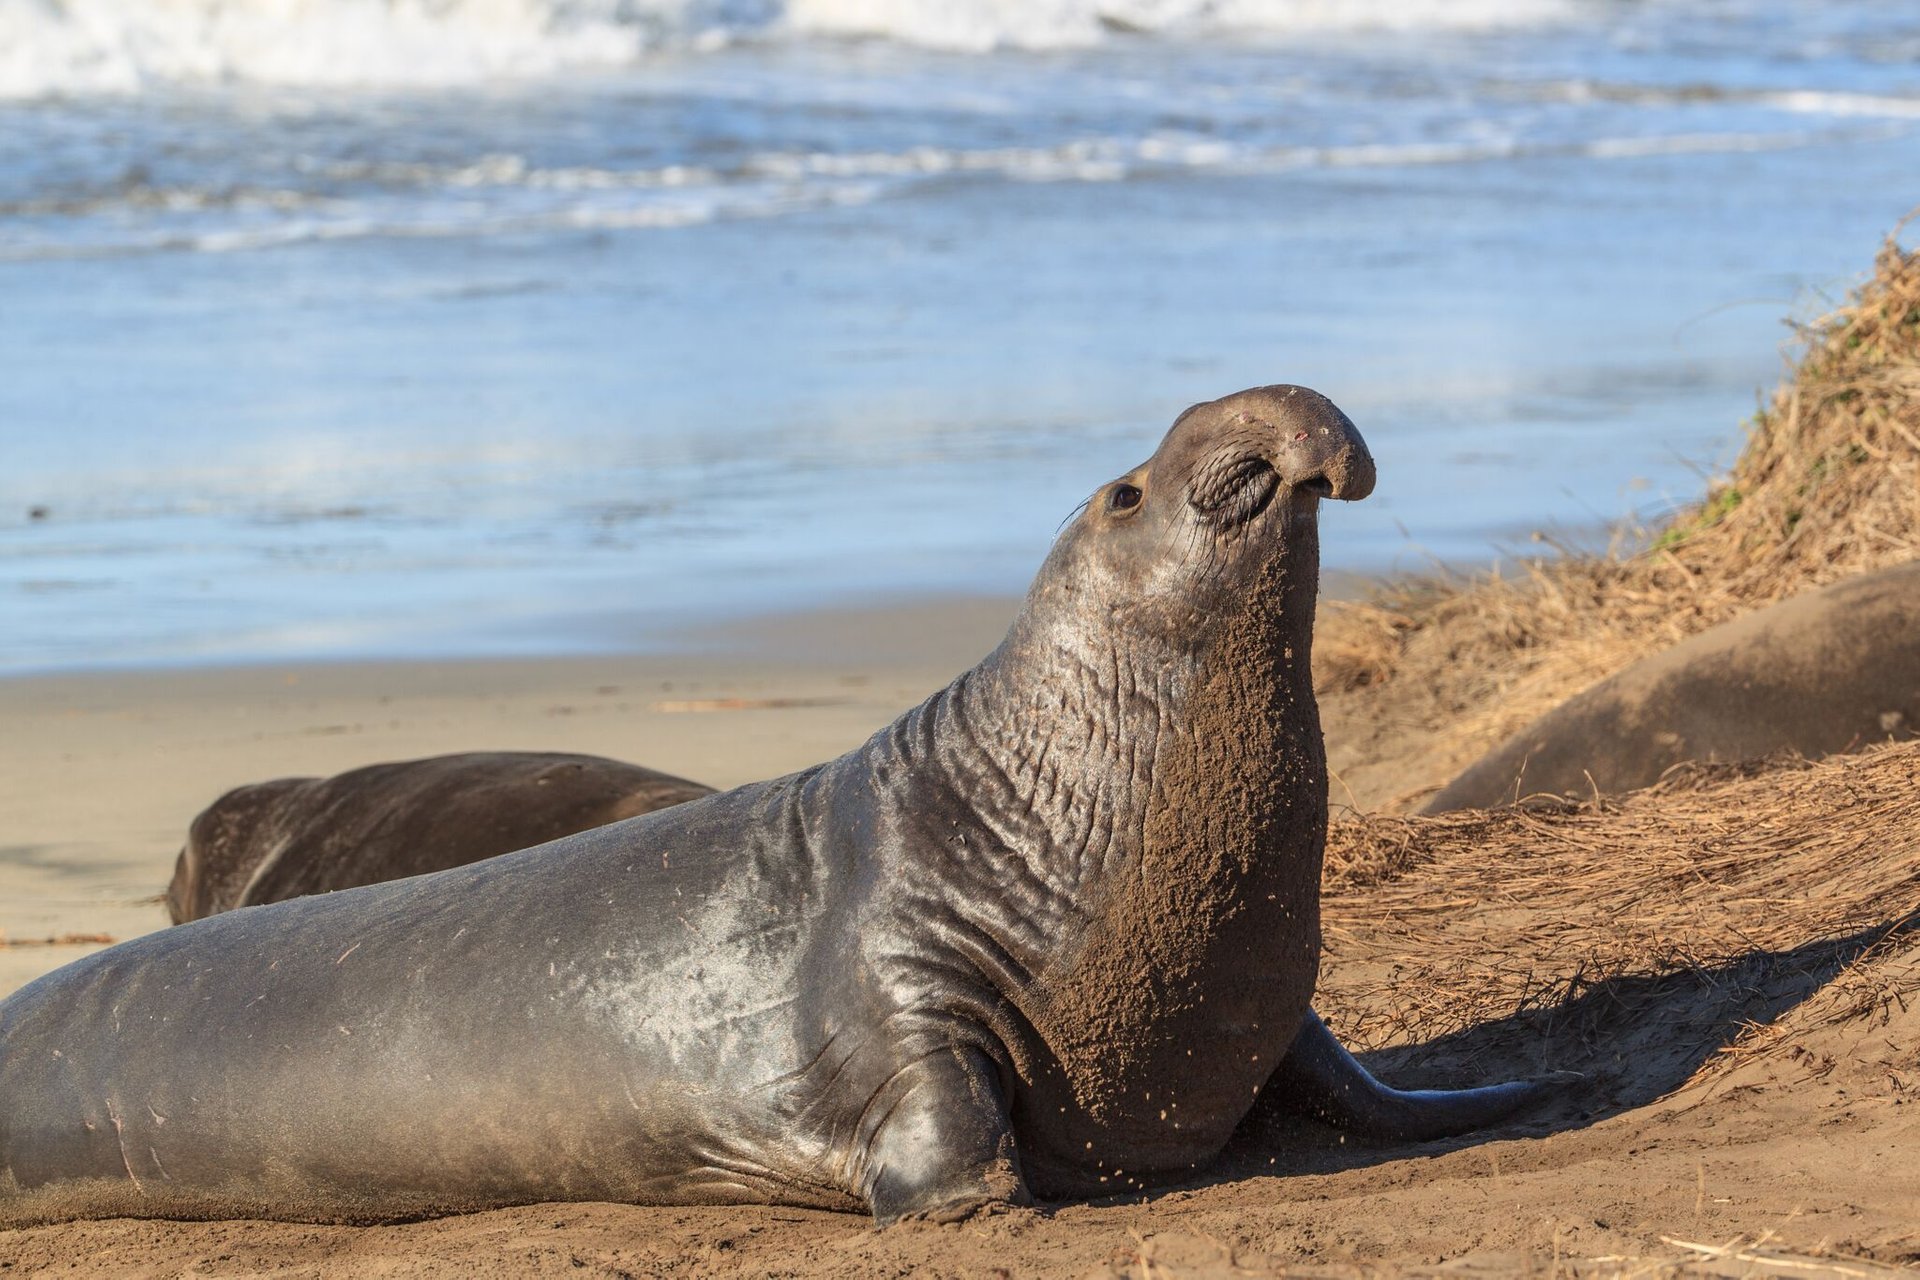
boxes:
[1317,225,1920,813]
[1316,743,1920,1077]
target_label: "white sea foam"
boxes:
[1521,78,1920,121]
[1758,89,1920,120]
[0,0,1575,99]
[0,0,713,98]
[784,0,1575,52]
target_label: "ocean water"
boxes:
[1,0,1916,673]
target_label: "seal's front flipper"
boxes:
[861,1044,1030,1226]
[1265,1010,1552,1142]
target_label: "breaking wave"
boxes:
[0,0,1577,99]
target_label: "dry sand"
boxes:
[5,592,1920,1276]
[0,597,1017,999]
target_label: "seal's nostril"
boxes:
[1300,476,1335,498]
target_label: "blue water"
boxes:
[1,2,1917,673]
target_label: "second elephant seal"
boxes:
[167,753,716,922]
[1,385,1544,1228]
[1426,559,1920,812]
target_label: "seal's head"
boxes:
[1028,383,1374,643]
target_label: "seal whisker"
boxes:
[1056,495,1095,535]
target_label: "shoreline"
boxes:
[0,593,1023,998]
[0,571,1383,683]
[0,571,1390,997]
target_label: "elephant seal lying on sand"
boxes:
[0,385,1543,1227]
[167,753,716,922]
[1425,559,1920,812]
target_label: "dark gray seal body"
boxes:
[1425,560,1920,812]
[167,753,716,922]
[0,386,1541,1227]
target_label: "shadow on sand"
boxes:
[1148,917,1916,1196]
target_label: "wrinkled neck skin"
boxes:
[832,508,1328,1193]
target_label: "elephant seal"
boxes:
[0,385,1543,1228]
[1425,559,1920,812]
[167,753,716,922]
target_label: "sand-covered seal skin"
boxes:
[166,752,717,922]
[0,385,1540,1229]
[1424,560,1920,813]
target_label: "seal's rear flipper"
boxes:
[1265,1010,1555,1142]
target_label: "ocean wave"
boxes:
[0,0,733,99]
[0,175,883,260]
[0,0,1574,99]
[3,120,1889,262]
[780,0,1575,52]
[1513,78,1920,120]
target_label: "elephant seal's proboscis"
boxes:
[0,385,1545,1227]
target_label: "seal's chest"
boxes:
[1016,856,1321,1176]
[1014,981,1315,1195]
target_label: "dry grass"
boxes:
[1318,224,1920,813]
[1315,742,1920,1068]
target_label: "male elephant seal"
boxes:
[1425,559,1920,812]
[0,386,1543,1228]
[167,753,716,922]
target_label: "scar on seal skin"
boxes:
[166,753,716,921]
[0,385,1549,1229]
[1426,559,1920,812]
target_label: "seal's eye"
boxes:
[1107,483,1143,515]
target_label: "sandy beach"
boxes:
[0,596,1018,1000]
[5,626,1919,1275]
[5,589,1920,1276]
